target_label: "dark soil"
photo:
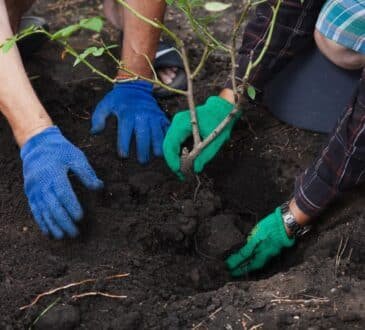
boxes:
[1,1,364,329]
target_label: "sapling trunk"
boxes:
[2,0,284,178]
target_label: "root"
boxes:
[20,273,130,310]
[193,175,201,203]
[335,236,349,277]
[71,291,127,300]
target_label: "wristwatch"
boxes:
[280,201,311,238]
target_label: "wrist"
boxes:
[281,200,312,238]
[13,118,53,147]
[289,198,311,225]
[118,58,153,80]
[219,88,235,105]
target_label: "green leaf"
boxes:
[51,24,80,40]
[91,48,105,56]
[247,85,256,100]
[79,17,104,33]
[1,37,16,53]
[73,46,108,66]
[204,1,232,12]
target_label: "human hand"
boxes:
[21,126,103,239]
[163,96,239,179]
[91,80,170,164]
[226,207,295,277]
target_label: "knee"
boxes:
[314,29,365,70]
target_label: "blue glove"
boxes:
[21,126,104,239]
[91,80,170,164]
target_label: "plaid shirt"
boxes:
[234,0,365,216]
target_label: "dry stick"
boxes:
[335,235,349,277]
[270,297,330,304]
[191,307,223,330]
[71,291,127,300]
[19,273,130,310]
[250,323,264,330]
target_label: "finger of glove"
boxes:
[162,114,192,173]
[135,118,151,164]
[225,239,258,270]
[150,119,165,157]
[117,116,134,158]
[46,192,79,238]
[70,154,104,190]
[41,208,64,239]
[91,101,112,134]
[30,202,49,236]
[193,131,229,173]
[230,251,269,277]
[53,179,83,221]
[162,118,170,136]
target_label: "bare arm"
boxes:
[0,0,52,146]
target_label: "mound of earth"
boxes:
[0,1,364,329]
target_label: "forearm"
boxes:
[0,0,52,146]
[292,69,365,225]
[119,0,166,79]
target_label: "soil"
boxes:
[1,1,364,329]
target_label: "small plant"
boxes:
[1,0,284,175]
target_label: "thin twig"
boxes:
[192,307,223,329]
[180,47,201,146]
[335,236,349,277]
[193,175,202,202]
[230,0,252,101]
[192,45,211,79]
[270,297,330,305]
[30,297,61,329]
[71,291,127,300]
[19,273,130,310]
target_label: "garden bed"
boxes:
[0,1,364,329]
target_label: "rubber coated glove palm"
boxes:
[226,207,295,277]
[163,96,239,178]
[91,80,170,164]
[21,126,103,239]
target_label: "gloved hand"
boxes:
[91,80,170,164]
[21,126,103,239]
[163,96,240,179]
[226,207,295,277]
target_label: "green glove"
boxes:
[163,96,240,178]
[226,207,295,277]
